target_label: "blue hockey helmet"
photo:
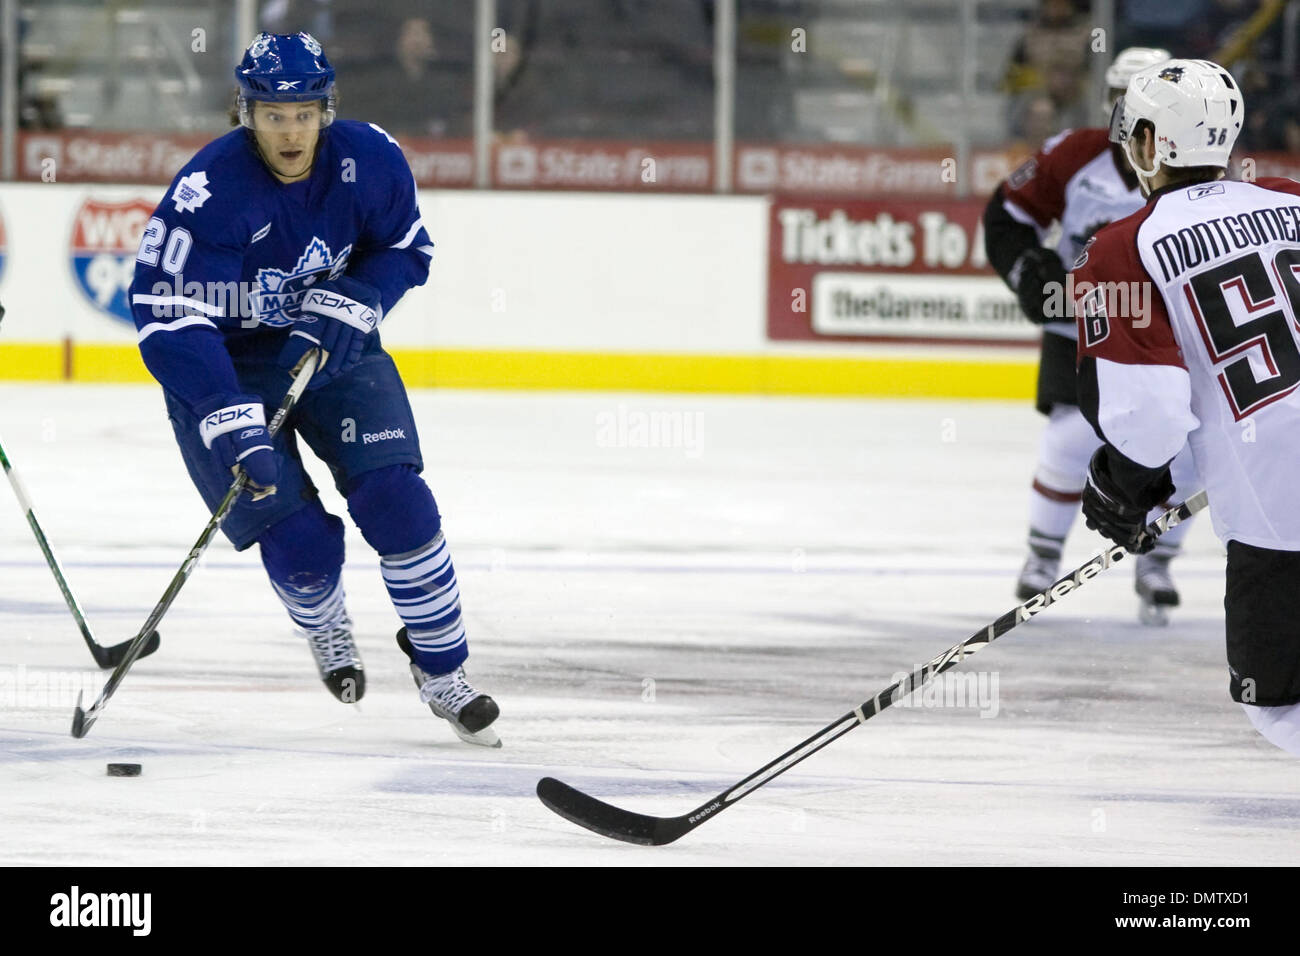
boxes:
[235,32,336,129]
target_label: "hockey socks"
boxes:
[260,502,348,633]
[347,465,471,675]
[381,533,468,674]
[259,502,363,701]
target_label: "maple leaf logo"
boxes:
[251,237,352,327]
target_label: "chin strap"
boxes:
[1123,137,1161,196]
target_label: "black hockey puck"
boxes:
[106,763,141,777]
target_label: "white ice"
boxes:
[1,382,1297,865]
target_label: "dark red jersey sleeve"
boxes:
[1253,177,1300,199]
[1001,127,1111,228]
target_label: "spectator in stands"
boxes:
[494,0,713,140]
[1237,64,1300,153]
[1116,0,1209,52]
[345,14,474,138]
[1003,0,1092,141]
[19,88,63,130]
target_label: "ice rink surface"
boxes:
[1,382,1296,866]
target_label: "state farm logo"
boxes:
[70,196,158,324]
[496,145,537,186]
[22,135,62,175]
[737,149,779,190]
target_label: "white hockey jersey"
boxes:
[1075,177,1300,550]
[1002,127,1144,339]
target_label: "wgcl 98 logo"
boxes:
[69,197,158,323]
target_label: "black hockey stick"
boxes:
[70,350,321,738]
[0,300,158,667]
[1,437,160,668]
[537,489,1210,845]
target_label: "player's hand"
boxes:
[196,394,278,502]
[1011,247,1068,324]
[277,276,381,389]
[1082,448,1172,554]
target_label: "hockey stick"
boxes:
[0,299,159,668]
[537,489,1210,845]
[70,350,321,738]
[1,436,160,669]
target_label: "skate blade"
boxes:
[1138,601,1170,627]
[448,719,502,748]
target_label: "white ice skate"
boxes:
[1016,552,1061,601]
[1134,551,1179,626]
[303,617,365,702]
[397,628,500,747]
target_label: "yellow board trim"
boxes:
[0,343,1035,399]
[0,343,65,381]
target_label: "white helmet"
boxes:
[1105,47,1172,93]
[1108,58,1243,191]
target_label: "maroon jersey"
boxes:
[1002,127,1143,339]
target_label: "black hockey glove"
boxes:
[1010,247,1068,324]
[278,276,381,390]
[1082,447,1174,554]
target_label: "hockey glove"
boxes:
[196,395,278,502]
[1010,247,1068,324]
[1082,447,1174,554]
[277,276,382,389]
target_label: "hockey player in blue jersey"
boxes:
[128,32,500,746]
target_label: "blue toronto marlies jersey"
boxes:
[129,120,433,413]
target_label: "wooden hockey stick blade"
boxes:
[99,630,161,669]
[536,777,696,846]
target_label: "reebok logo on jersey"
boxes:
[1189,183,1225,200]
[171,170,211,214]
[277,80,300,91]
[362,428,406,444]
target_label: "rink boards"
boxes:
[0,183,1036,398]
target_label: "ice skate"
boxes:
[396,628,500,747]
[303,617,365,702]
[1015,551,1061,601]
[1135,551,1179,626]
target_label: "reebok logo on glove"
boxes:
[303,289,378,332]
[202,406,254,428]
[199,402,265,449]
